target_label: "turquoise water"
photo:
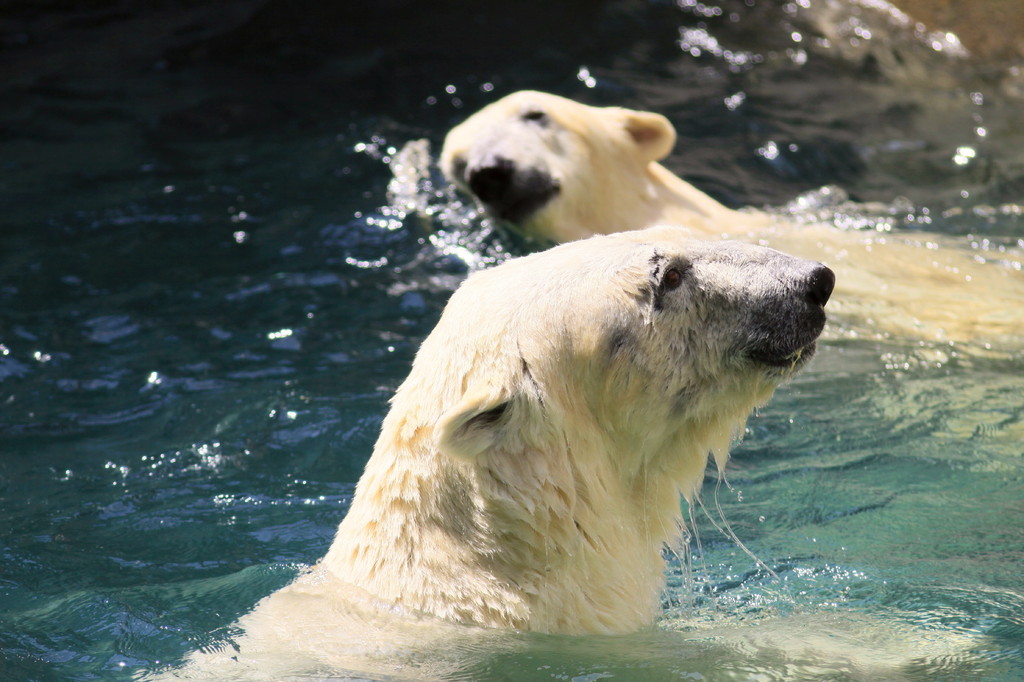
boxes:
[2,1,1023,680]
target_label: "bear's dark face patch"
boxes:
[606,326,635,358]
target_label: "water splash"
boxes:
[386,138,512,272]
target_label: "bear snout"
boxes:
[467,156,517,204]
[741,261,833,372]
[466,156,560,224]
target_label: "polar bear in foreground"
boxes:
[172,227,832,677]
[440,90,1024,352]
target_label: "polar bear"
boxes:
[169,227,832,677]
[440,90,1024,352]
[440,90,760,243]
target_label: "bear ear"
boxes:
[436,388,513,461]
[621,109,677,162]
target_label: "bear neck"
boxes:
[320,423,707,635]
[644,162,764,235]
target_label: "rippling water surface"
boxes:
[2,1,1023,680]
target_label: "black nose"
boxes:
[806,265,835,307]
[467,156,516,206]
[464,156,560,224]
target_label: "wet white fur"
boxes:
[322,228,818,635]
[169,228,825,679]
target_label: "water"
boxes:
[1,1,1022,679]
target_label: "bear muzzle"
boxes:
[464,155,561,224]
[745,263,834,374]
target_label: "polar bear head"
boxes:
[331,226,833,634]
[421,226,831,486]
[440,90,679,242]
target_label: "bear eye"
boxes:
[661,267,686,291]
[521,109,549,126]
[652,264,689,311]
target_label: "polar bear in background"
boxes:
[440,90,1024,353]
[169,227,832,677]
[440,90,761,242]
